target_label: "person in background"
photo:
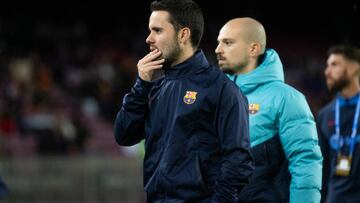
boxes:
[317,44,360,203]
[215,17,323,203]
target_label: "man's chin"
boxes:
[328,85,342,95]
[219,66,236,75]
[327,78,349,94]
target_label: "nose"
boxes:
[324,66,331,77]
[215,43,222,54]
[146,32,154,44]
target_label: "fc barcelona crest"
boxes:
[249,103,260,115]
[183,91,197,104]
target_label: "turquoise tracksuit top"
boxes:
[228,49,323,203]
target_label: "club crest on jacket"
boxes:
[183,91,197,104]
[249,103,260,114]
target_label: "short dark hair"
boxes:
[150,0,204,49]
[328,44,360,64]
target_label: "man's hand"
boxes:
[137,49,165,81]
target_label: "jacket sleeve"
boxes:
[213,83,254,202]
[114,76,153,146]
[316,112,329,203]
[278,91,323,203]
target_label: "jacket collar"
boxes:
[338,93,360,107]
[164,49,209,79]
[227,48,284,94]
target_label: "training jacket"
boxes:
[228,49,322,203]
[114,50,254,202]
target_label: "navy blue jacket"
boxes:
[317,94,360,203]
[114,50,254,202]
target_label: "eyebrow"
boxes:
[218,38,234,42]
[149,26,163,31]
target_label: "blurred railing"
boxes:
[0,156,144,203]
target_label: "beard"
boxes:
[327,74,350,94]
[220,66,237,75]
[217,54,248,75]
[219,63,247,75]
[162,40,181,68]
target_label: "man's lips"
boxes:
[217,55,225,61]
[150,46,158,52]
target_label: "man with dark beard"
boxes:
[317,45,360,203]
[113,0,254,202]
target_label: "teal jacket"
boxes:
[228,49,322,203]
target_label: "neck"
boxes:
[236,58,257,75]
[171,47,195,66]
[341,80,360,98]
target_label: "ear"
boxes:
[178,27,191,44]
[348,61,360,76]
[249,42,262,57]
